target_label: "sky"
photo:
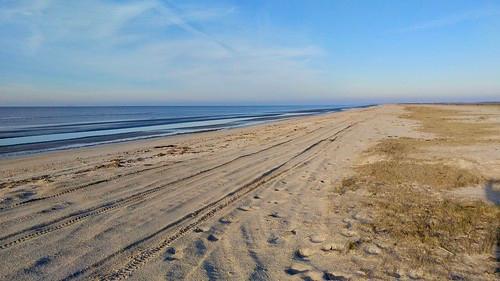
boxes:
[0,0,499,106]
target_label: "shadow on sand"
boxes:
[484,179,500,275]
[485,179,500,206]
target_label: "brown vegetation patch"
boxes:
[344,105,500,273]
[358,160,483,189]
[367,137,431,159]
[370,184,499,263]
[334,177,358,194]
[403,106,499,143]
[352,156,498,270]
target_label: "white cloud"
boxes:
[0,0,332,104]
[0,0,237,51]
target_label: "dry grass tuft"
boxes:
[334,177,358,194]
[367,137,421,159]
[359,160,483,189]
[403,106,499,143]
[371,185,499,259]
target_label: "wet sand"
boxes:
[0,104,498,280]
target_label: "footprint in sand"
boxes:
[267,235,285,245]
[364,244,381,255]
[207,233,221,242]
[374,240,391,250]
[286,263,311,275]
[309,234,326,243]
[296,248,315,259]
[407,269,424,280]
[321,242,345,252]
[340,229,358,238]
[342,218,354,228]
[194,226,210,233]
[238,206,251,211]
[355,270,368,278]
[219,216,237,224]
[301,271,323,281]
[324,270,351,281]
[164,247,183,261]
[270,211,283,218]
[353,212,373,224]
[385,268,405,279]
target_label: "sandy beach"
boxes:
[0,104,499,280]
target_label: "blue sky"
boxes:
[1,0,499,105]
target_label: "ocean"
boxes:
[0,105,369,157]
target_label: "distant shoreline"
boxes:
[0,104,375,158]
[398,101,500,105]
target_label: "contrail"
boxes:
[159,0,237,55]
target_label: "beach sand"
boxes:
[0,104,498,280]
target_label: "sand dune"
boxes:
[0,105,498,280]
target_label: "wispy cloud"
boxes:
[396,8,500,33]
[158,1,237,54]
[0,0,330,104]
[0,0,237,52]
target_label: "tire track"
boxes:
[0,125,333,250]
[0,126,312,211]
[0,162,173,211]
[0,157,169,191]
[77,122,357,281]
[0,145,194,191]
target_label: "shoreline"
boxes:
[0,105,375,159]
